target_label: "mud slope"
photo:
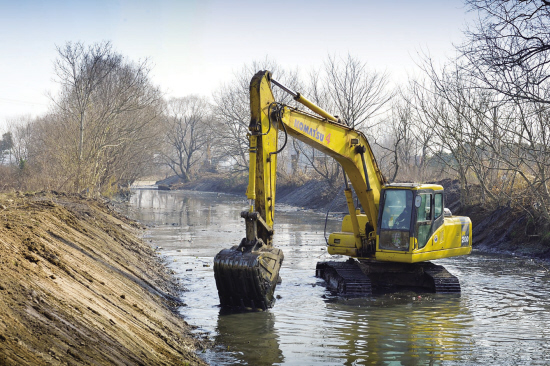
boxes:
[0,191,205,365]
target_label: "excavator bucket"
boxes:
[214,244,283,310]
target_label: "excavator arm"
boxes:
[214,70,386,309]
[248,71,386,235]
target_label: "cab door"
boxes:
[415,192,433,249]
[414,191,445,250]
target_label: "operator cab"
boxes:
[326,183,471,262]
[378,184,443,252]
[375,183,471,263]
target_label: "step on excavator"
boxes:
[213,71,472,310]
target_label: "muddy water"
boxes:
[126,189,550,365]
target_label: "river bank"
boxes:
[159,175,550,261]
[0,191,206,365]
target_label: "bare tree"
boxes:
[50,41,163,195]
[0,115,52,190]
[460,0,550,104]
[291,138,342,188]
[0,131,13,164]
[212,59,301,172]
[416,52,550,220]
[163,96,213,182]
[53,42,119,189]
[325,54,393,129]
[372,99,416,182]
[289,55,393,188]
[4,117,34,169]
[408,65,478,206]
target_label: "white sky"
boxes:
[0,0,470,132]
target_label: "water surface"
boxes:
[126,189,550,365]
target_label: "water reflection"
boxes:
[215,310,284,366]
[321,295,471,365]
[126,189,550,365]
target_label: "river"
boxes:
[125,188,550,365]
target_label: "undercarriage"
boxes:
[316,259,460,295]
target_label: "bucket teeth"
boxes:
[214,246,284,310]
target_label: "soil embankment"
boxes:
[0,191,205,365]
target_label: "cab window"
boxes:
[434,193,443,219]
[417,193,432,222]
[381,190,413,231]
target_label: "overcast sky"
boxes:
[0,0,470,131]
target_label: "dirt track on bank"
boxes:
[0,191,205,365]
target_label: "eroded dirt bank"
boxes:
[0,191,205,365]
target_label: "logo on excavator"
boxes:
[294,119,331,145]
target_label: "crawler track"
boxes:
[316,260,461,295]
[423,263,461,293]
[316,260,372,296]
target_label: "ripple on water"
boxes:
[126,189,550,365]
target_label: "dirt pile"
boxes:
[0,191,205,365]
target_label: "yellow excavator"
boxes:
[214,71,472,310]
